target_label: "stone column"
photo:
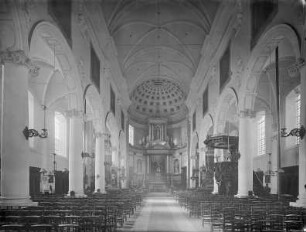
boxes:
[166,155,169,173]
[67,109,84,196]
[94,132,106,193]
[0,50,39,206]
[236,110,254,197]
[145,155,147,174]
[291,61,306,207]
[147,155,150,174]
[187,118,191,188]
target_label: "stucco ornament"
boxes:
[0,50,40,77]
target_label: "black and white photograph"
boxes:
[0,0,306,231]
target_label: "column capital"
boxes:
[65,109,83,119]
[94,132,103,138]
[102,133,111,140]
[0,50,40,77]
[239,109,255,118]
[287,57,305,77]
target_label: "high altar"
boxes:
[142,118,175,191]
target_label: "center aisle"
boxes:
[120,192,210,232]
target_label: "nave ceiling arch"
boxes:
[214,87,239,135]
[28,21,83,111]
[239,24,301,113]
[84,84,104,131]
[101,0,220,123]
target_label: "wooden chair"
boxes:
[28,223,53,232]
[56,224,79,232]
[266,213,284,231]
[211,212,224,232]
[232,212,249,232]
[284,214,303,231]
[3,216,23,224]
[0,224,28,232]
[201,202,212,227]
[79,215,99,232]
[223,207,236,232]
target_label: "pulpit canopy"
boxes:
[204,135,238,149]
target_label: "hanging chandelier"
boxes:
[23,105,48,139]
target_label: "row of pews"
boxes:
[0,188,146,231]
[174,189,306,231]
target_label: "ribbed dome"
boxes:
[129,79,186,118]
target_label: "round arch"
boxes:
[28,21,83,110]
[239,24,301,111]
[105,111,119,151]
[214,87,239,135]
[200,113,214,142]
[84,84,103,130]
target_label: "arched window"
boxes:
[28,91,34,148]
[129,124,134,146]
[257,111,266,156]
[296,93,301,145]
[285,87,300,148]
[54,111,67,157]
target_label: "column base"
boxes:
[76,194,87,197]
[0,196,38,208]
[66,193,87,198]
[290,194,306,208]
[67,189,86,198]
[234,193,249,198]
[94,189,106,194]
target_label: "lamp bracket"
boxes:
[23,126,48,140]
[81,152,94,158]
[281,125,305,140]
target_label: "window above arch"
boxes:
[285,87,301,147]
[54,111,67,157]
[257,111,266,156]
[129,124,134,146]
[28,91,34,148]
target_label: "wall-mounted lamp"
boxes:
[81,152,95,159]
[281,125,305,140]
[23,105,48,139]
[104,161,112,166]
[40,168,47,174]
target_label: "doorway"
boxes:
[55,171,69,195]
[29,166,40,197]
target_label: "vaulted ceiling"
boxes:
[101,0,219,122]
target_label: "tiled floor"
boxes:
[119,192,212,232]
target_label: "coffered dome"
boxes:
[129,79,187,121]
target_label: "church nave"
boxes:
[0,0,306,231]
[119,193,204,232]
